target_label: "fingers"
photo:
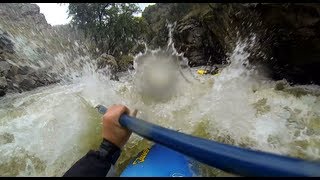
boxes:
[103,105,126,125]
[104,104,137,117]
[103,104,136,126]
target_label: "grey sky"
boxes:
[34,3,155,26]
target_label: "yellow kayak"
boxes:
[197,69,208,75]
[197,69,220,76]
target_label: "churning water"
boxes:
[0,23,319,176]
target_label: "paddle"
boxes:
[95,105,320,177]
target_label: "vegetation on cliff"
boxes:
[68,3,149,58]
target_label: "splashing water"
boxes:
[0,20,320,177]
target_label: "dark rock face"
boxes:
[0,3,50,28]
[253,3,320,84]
[142,3,195,49]
[18,78,36,91]
[0,3,57,97]
[0,31,14,54]
[0,76,7,96]
[143,3,320,85]
[0,61,10,76]
[20,3,40,16]
[173,17,227,67]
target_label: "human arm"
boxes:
[63,105,135,177]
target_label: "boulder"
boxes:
[0,30,14,54]
[6,65,19,79]
[0,61,10,76]
[96,53,120,81]
[18,76,36,91]
[96,53,118,69]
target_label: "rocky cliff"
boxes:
[0,3,87,97]
[142,3,320,85]
[0,3,51,96]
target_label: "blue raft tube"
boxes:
[121,144,199,177]
[96,105,320,177]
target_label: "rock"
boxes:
[0,30,15,54]
[0,3,74,96]
[0,61,11,76]
[143,3,320,85]
[33,13,48,26]
[6,65,19,79]
[143,4,233,67]
[0,3,50,28]
[9,74,37,92]
[12,74,23,84]
[17,66,33,75]
[142,3,195,49]
[117,55,134,72]
[252,3,320,84]
[96,53,118,69]
[19,77,36,91]
[19,3,40,16]
[0,76,7,87]
[96,53,119,81]
[0,132,14,144]
[0,76,7,96]
[171,4,235,67]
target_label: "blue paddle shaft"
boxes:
[96,105,320,176]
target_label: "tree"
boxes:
[67,3,144,57]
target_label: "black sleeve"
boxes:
[63,139,121,177]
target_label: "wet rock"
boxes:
[8,73,41,92]
[0,3,57,96]
[117,55,134,72]
[274,80,290,91]
[174,18,208,66]
[32,69,59,86]
[253,3,320,85]
[0,76,7,96]
[143,3,320,85]
[143,4,236,67]
[6,65,19,79]
[96,53,119,81]
[96,53,118,69]
[17,65,33,75]
[172,4,259,67]
[19,3,40,16]
[0,132,14,144]
[0,3,49,27]
[0,60,11,76]
[19,77,36,91]
[0,30,14,54]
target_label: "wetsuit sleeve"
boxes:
[63,139,121,177]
